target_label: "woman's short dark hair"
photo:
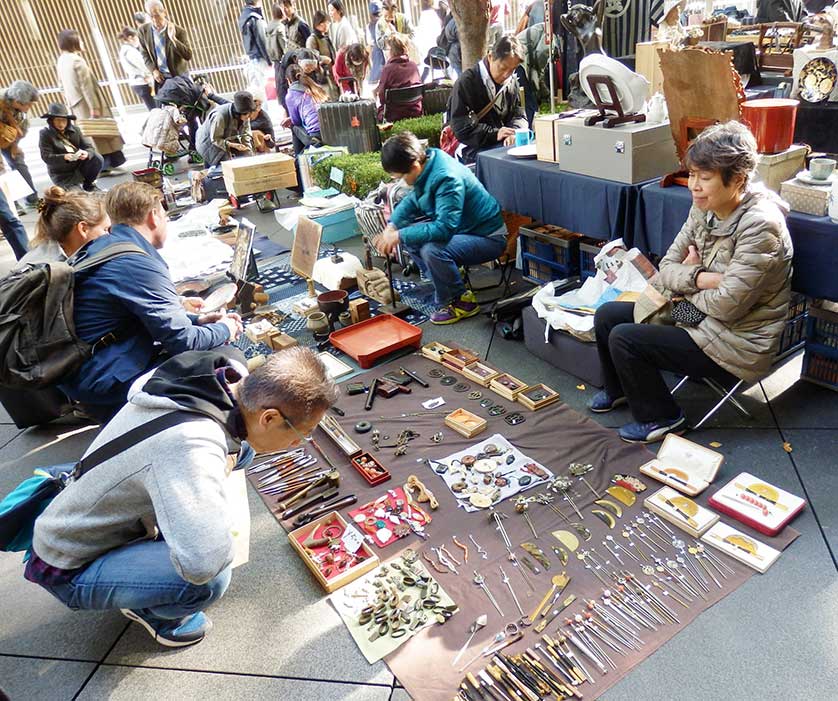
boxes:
[685,121,758,187]
[58,29,82,53]
[490,34,525,62]
[328,0,345,15]
[286,64,302,83]
[381,131,426,174]
[118,27,137,41]
[272,2,284,19]
[313,9,328,25]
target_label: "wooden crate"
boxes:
[222,152,297,196]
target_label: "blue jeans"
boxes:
[40,539,232,621]
[0,188,28,260]
[403,229,507,305]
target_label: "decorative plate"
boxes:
[508,144,538,158]
[201,282,238,313]
[799,57,837,103]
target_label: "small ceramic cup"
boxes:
[809,157,837,180]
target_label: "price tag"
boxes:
[330,166,344,186]
[341,524,364,553]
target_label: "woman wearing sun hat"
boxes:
[38,103,104,192]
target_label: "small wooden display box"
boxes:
[644,486,719,538]
[288,511,379,593]
[441,348,480,372]
[639,434,723,496]
[351,451,391,486]
[421,341,454,363]
[517,383,560,411]
[461,361,501,387]
[489,373,528,401]
[445,408,487,438]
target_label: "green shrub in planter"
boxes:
[390,113,444,147]
[311,151,387,199]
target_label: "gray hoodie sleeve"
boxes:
[144,430,234,585]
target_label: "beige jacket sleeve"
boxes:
[687,216,785,324]
[74,56,98,114]
[657,212,704,295]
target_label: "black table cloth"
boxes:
[794,101,838,156]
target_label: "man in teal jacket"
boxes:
[378,132,506,324]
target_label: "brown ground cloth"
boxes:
[248,354,799,701]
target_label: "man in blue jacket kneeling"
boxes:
[61,181,244,419]
[377,131,507,325]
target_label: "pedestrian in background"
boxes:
[239,0,272,90]
[56,29,105,120]
[118,28,156,110]
[138,1,193,91]
[328,0,358,51]
[0,80,40,212]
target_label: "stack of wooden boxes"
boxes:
[221,152,297,197]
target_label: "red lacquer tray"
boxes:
[329,314,422,368]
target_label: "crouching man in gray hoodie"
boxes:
[25,347,337,647]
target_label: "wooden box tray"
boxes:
[444,408,488,438]
[421,341,453,362]
[288,511,379,592]
[644,486,719,538]
[489,372,528,401]
[460,361,501,387]
[517,383,560,411]
[441,348,480,372]
[351,451,391,486]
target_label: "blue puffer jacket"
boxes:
[390,148,503,247]
[60,225,231,407]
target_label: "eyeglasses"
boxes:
[279,411,313,443]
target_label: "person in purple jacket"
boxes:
[283,63,325,154]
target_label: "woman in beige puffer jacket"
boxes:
[591,121,793,444]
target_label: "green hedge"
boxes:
[311,151,387,199]
[311,114,444,198]
[390,113,444,147]
[537,101,572,115]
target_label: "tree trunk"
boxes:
[450,0,490,72]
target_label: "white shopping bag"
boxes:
[0,169,35,201]
[226,469,251,569]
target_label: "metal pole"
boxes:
[545,0,555,112]
[81,0,128,121]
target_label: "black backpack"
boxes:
[0,242,147,389]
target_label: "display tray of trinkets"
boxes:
[428,434,554,512]
[330,548,458,663]
[288,511,380,593]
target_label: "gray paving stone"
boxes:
[784,428,838,557]
[762,353,838,429]
[0,656,94,701]
[602,429,838,701]
[0,426,128,661]
[77,666,392,701]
